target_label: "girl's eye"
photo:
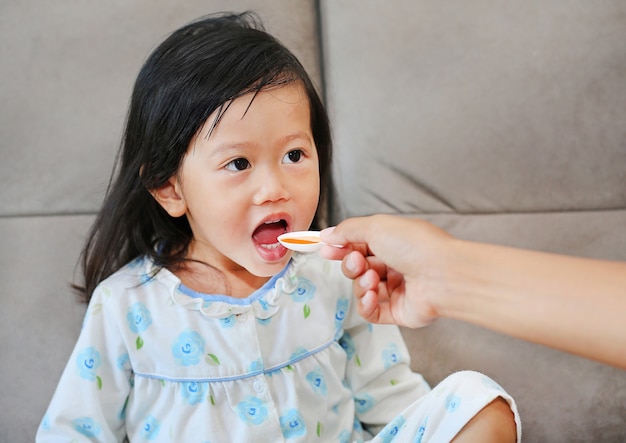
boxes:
[225,158,250,171]
[283,149,303,164]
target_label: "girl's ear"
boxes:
[149,177,187,217]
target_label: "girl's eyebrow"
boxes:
[209,131,313,157]
[277,131,313,146]
[206,143,247,160]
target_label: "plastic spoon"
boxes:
[278,231,342,253]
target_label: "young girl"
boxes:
[37,12,521,442]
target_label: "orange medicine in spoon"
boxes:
[278,231,344,253]
[278,231,323,252]
[280,237,319,245]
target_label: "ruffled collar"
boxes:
[154,254,307,320]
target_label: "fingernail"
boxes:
[359,274,369,288]
[320,226,335,241]
[346,254,357,272]
[361,290,374,307]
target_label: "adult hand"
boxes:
[320,214,454,328]
[321,215,626,369]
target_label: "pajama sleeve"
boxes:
[36,286,133,442]
[339,293,431,434]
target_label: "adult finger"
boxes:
[352,267,381,302]
[320,220,375,251]
[356,290,384,323]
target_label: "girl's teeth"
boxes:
[260,243,280,250]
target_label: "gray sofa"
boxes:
[2,1,625,441]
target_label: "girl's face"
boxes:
[156,83,320,286]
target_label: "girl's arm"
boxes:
[36,288,132,442]
[336,262,430,434]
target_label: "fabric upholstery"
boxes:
[320,1,626,442]
[0,1,319,441]
[2,0,625,441]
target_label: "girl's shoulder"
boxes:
[92,255,177,302]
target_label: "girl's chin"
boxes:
[246,262,289,282]
[240,244,290,276]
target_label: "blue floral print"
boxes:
[76,346,101,381]
[127,256,143,269]
[116,353,129,370]
[256,317,272,325]
[171,330,205,366]
[258,297,269,311]
[379,415,406,443]
[126,302,153,334]
[140,415,160,440]
[290,347,309,360]
[354,393,375,414]
[381,343,401,369]
[335,297,349,328]
[481,374,505,392]
[118,396,129,421]
[446,393,461,412]
[414,417,428,443]
[219,315,237,328]
[338,430,352,443]
[280,409,306,438]
[305,368,327,396]
[181,381,208,405]
[290,278,316,319]
[37,253,518,442]
[139,273,153,285]
[266,368,282,377]
[290,278,315,302]
[237,396,268,425]
[339,332,356,360]
[72,417,101,438]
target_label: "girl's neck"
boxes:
[174,261,270,299]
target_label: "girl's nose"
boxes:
[252,168,290,205]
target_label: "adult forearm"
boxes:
[440,239,626,369]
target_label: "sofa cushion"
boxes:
[0,2,322,441]
[0,0,322,218]
[320,1,626,441]
[321,1,626,218]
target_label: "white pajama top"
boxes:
[37,252,521,442]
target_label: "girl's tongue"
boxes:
[252,221,286,245]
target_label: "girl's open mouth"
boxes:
[252,219,289,259]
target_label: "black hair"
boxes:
[76,12,331,301]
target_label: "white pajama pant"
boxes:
[368,370,521,443]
